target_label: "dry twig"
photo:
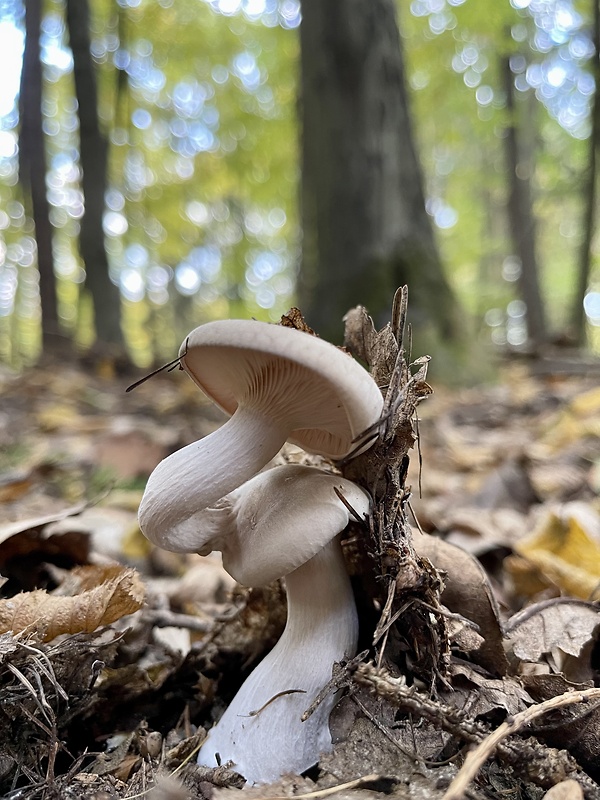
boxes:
[443,688,600,800]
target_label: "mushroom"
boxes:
[191,464,371,785]
[139,319,383,554]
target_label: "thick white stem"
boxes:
[197,538,358,784]
[138,407,287,552]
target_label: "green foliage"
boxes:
[1,0,598,365]
[401,0,595,345]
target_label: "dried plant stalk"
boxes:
[342,287,446,682]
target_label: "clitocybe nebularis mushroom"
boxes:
[139,319,383,554]
[189,464,371,785]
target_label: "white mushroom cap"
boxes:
[139,320,382,554]
[217,464,370,585]
[180,319,383,460]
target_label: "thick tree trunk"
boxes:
[19,0,62,353]
[299,0,461,344]
[571,0,600,345]
[502,56,547,347]
[66,0,124,349]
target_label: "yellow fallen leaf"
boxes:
[35,403,81,433]
[512,509,600,599]
[540,386,600,451]
[0,566,145,641]
[569,385,600,417]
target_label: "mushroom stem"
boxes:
[139,406,287,553]
[197,537,358,785]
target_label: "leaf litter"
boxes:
[0,290,599,799]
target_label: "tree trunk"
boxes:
[502,55,547,347]
[299,0,461,344]
[571,0,600,345]
[66,0,124,349]
[19,0,62,353]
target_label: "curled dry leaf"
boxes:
[0,565,145,642]
[505,598,600,679]
[445,661,533,720]
[278,307,317,335]
[413,534,508,676]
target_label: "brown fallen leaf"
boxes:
[413,534,508,676]
[505,597,600,679]
[279,307,316,334]
[0,503,88,548]
[0,503,91,593]
[0,565,145,641]
[446,661,532,719]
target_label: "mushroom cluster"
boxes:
[138,319,383,784]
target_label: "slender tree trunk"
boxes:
[65,0,124,349]
[502,55,547,347]
[299,0,461,344]
[572,0,600,345]
[19,0,62,353]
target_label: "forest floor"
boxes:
[0,350,599,800]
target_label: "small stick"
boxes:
[238,689,307,718]
[125,338,189,392]
[442,688,600,800]
[143,609,213,633]
[301,649,369,722]
[252,773,382,800]
[333,487,369,525]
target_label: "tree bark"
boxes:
[571,0,600,345]
[502,55,547,347]
[66,0,124,349]
[19,0,62,353]
[299,0,461,344]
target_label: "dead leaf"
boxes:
[505,598,600,677]
[45,504,142,563]
[0,503,88,548]
[413,534,508,676]
[444,661,533,719]
[35,402,82,433]
[94,423,169,480]
[471,455,538,512]
[510,505,600,599]
[0,504,91,593]
[0,565,145,641]
[540,385,600,451]
[278,307,317,335]
[435,506,528,554]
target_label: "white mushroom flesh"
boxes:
[197,537,358,785]
[138,406,287,553]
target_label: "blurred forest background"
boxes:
[1,0,600,374]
